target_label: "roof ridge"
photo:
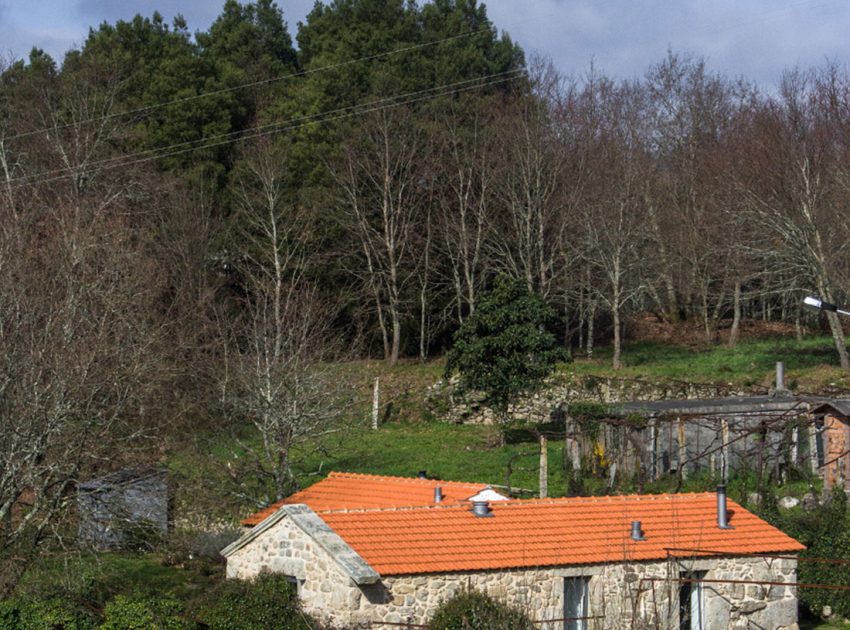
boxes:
[326,471,487,487]
[317,503,462,515]
[314,492,721,515]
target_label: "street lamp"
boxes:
[803,296,850,317]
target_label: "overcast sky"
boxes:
[1,0,848,88]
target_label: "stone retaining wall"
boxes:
[426,373,750,425]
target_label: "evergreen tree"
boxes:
[444,276,566,431]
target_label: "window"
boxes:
[679,571,706,630]
[283,574,300,595]
[564,576,589,630]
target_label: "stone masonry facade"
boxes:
[225,511,799,629]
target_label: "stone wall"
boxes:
[426,373,750,425]
[226,516,800,630]
[225,514,362,627]
[349,556,798,629]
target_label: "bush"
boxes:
[428,590,534,630]
[797,486,850,619]
[444,276,566,427]
[0,597,96,629]
[101,595,188,629]
[193,573,317,630]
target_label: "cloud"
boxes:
[484,0,850,88]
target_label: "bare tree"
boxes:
[222,139,346,503]
[0,193,167,595]
[733,68,850,368]
[491,59,564,299]
[332,108,424,364]
[433,96,495,324]
[577,80,649,369]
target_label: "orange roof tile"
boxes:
[320,493,805,575]
[241,472,490,526]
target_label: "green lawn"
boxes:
[568,336,848,391]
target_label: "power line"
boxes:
[3,27,490,143]
[16,68,523,189]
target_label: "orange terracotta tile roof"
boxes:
[319,493,805,576]
[241,472,491,526]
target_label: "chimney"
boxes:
[630,520,645,541]
[471,500,493,518]
[717,485,734,529]
[434,486,443,503]
[417,470,427,479]
[776,361,785,391]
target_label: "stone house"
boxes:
[223,472,804,629]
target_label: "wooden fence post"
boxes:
[677,417,687,481]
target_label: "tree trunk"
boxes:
[826,310,850,370]
[389,307,401,366]
[729,279,742,347]
[612,302,622,370]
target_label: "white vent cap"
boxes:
[466,486,510,503]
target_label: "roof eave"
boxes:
[221,503,381,586]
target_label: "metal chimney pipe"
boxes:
[434,486,443,503]
[630,520,645,541]
[471,500,493,517]
[717,485,734,529]
[776,361,785,391]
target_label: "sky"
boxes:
[0,0,849,88]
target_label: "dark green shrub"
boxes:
[193,573,316,630]
[445,276,567,429]
[0,598,96,629]
[797,486,850,619]
[101,595,189,629]
[428,590,534,630]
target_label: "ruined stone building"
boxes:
[222,472,803,629]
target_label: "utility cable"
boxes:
[15,69,523,188]
[3,27,490,142]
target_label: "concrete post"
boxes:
[809,423,819,474]
[776,361,785,391]
[721,418,730,484]
[649,417,658,482]
[539,435,548,499]
[371,377,380,430]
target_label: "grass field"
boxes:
[568,336,849,391]
[168,334,847,522]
